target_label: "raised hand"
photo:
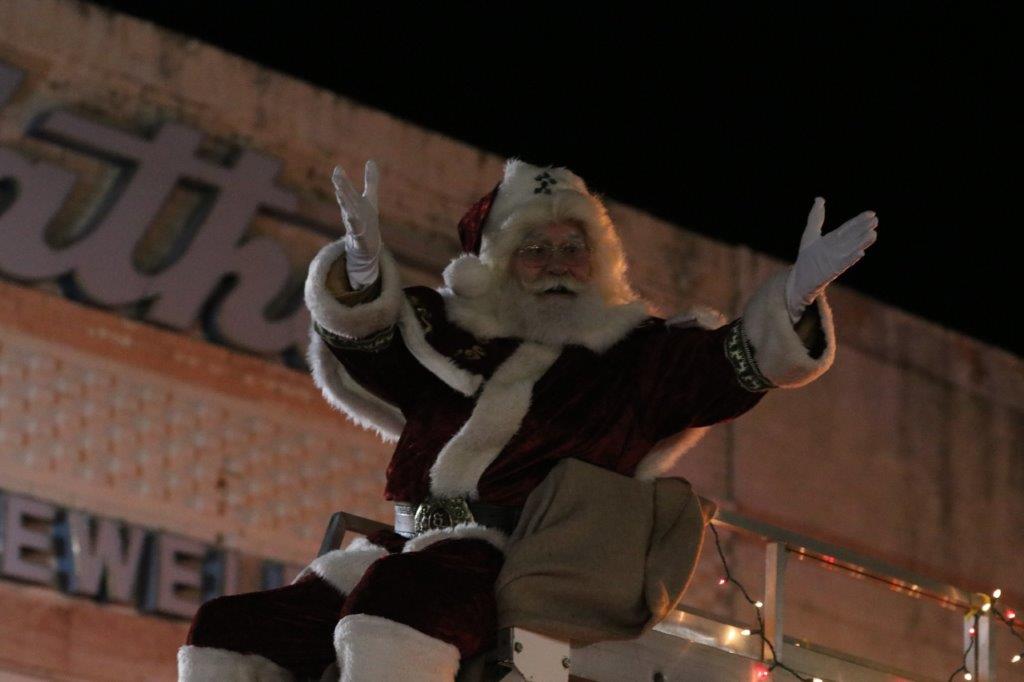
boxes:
[331,160,382,289]
[785,198,879,324]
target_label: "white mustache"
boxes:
[520,275,587,294]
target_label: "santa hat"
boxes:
[442,159,637,305]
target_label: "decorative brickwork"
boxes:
[0,282,390,564]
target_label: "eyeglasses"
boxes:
[514,240,591,267]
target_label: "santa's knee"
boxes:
[186,593,249,649]
[344,551,423,605]
[340,537,505,659]
[181,594,298,681]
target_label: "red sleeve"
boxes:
[638,319,771,442]
[313,290,443,417]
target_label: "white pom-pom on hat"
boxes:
[442,253,493,298]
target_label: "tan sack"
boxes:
[495,458,713,645]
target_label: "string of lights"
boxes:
[947,614,977,682]
[709,523,816,681]
[708,524,1022,681]
[989,599,1024,664]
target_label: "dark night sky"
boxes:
[88,2,1019,355]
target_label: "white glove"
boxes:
[331,160,382,289]
[785,197,879,324]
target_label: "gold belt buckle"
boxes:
[413,497,475,534]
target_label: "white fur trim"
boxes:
[435,287,507,340]
[398,299,483,397]
[342,535,381,551]
[666,305,728,330]
[401,521,509,554]
[633,427,711,480]
[442,253,492,298]
[741,268,835,388]
[304,242,404,340]
[429,342,560,498]
[334,614,460,681]
[306,330,404,442]
[438,287,650,354]
[292,540,389,595]
[177,645,293,681]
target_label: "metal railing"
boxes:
[710,508,997,680]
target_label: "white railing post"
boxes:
[977,612,994,681]
[763,541,787,664]
[964,612,995,681]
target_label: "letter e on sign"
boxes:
[0,493,57,586]
[142,533,206,618]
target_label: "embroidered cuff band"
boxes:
[724,319,775,392]
[314,320,396,353]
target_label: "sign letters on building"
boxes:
[0,488,300,619]
[0,61,334,361]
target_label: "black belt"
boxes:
[394,499,522,538]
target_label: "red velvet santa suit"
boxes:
[179,159,834,681]
[313,271,767,505]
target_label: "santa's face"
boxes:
[509,222,593,297]
[495,221,613,344]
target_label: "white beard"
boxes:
[441,266,652,354]
[493,274,615,347]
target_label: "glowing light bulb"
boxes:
[741,628,752,636]
[755,600,764,608]
[969,626,976,636]
[756,669,770,680]
[1007,609,1016,620]
[964,673,973,680]
[718,577,728,586]
[1012,654,1022,663]
[981,602,992,612]
[813,678,823,682]
[993,588,1002,599]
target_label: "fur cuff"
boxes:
[741,268,836,388]
[177,645,293,681]
[306,331,405,442]
[334,614,460,681]
[633,426,711,480]
[401,522,509,554]
[293,537,390,595]
[304,241,404,340]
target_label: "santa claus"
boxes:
[178,158,878,680]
